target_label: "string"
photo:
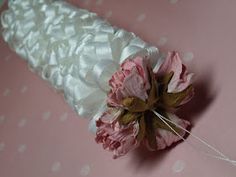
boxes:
[152,110,236,166]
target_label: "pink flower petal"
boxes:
[108,56,150,106]
[95,108,140,158]
[156,51,194,93]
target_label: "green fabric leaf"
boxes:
[147,72,159,108]
[144,111,157,150]
[118,112,139,125]
[162,85,193,107]
[136,114,146,141]
[122,97,149,113]
[160,71,174,87]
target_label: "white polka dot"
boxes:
[17,144,27,153]
[169,0,179,4]
[3,88,10,97]
[0,115,6,124]
[80,165,91,176]
[105,10,112,19]
[172,160,185,173]
[18,119,27,127]
[51,161,61,172]
[157,36,168,46]
[183,52,194,62]
[0,142,5,152]
[20,86,28,93]
[96,0,103,5]
[136,13,146,22]
[59,113,68,122]
[4,55,12,61]
[42,111,51,121]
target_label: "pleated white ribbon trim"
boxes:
[1,0,160,122]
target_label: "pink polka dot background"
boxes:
[0,0,236,176]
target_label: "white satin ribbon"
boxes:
[1,0,160,122]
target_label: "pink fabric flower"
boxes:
[95,109,140,159]
[144,113,190,151]
[107,56,150,107]
[97,52,194,158]
[157,51,194,93]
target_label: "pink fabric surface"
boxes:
[0,0,236,176]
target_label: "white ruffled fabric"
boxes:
[1,0,161,129]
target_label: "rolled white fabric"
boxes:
[1,0,161,127]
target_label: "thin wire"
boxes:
[152,110,236,166]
